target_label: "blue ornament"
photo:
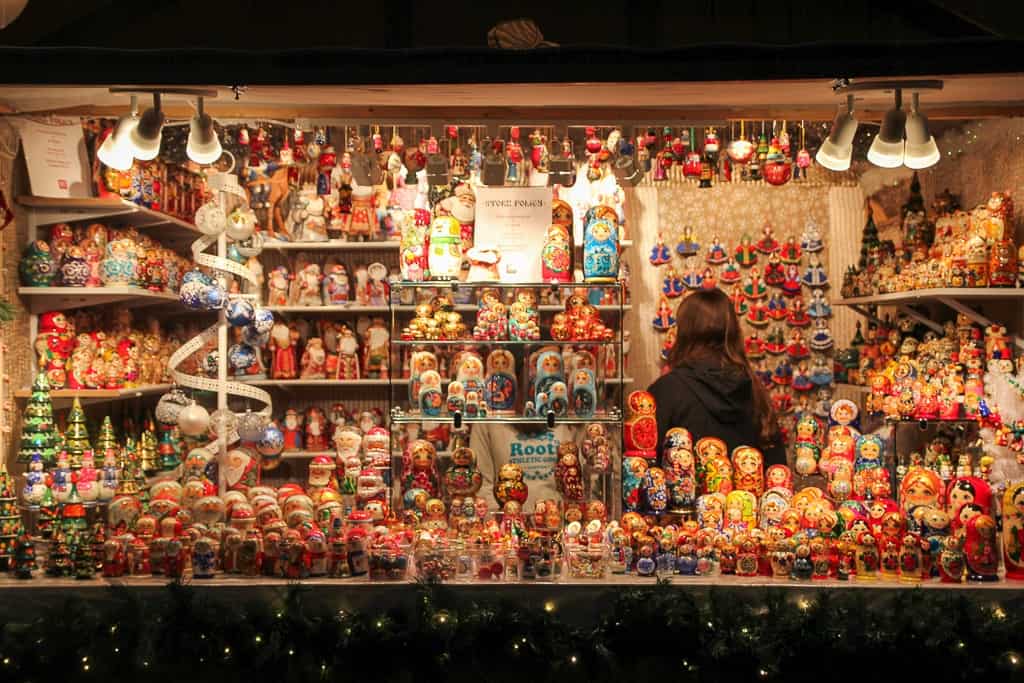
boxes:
[179,281,208,309]
[251,307,274,334]
[204,285,227,310]
[183,269,212,286]
[225,299,255,327]
[242,325,270,347]
[228,343,257,372]
[227,244,245,264]
[256,424,285,456]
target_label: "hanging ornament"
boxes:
[225,207,256,241]
[195,202,227,236]
[256,424,285,456]
[251,308,275,334]
[728,120,754,164]
[155,387,191,425]
[177,403,211,437]
[225,299,255,327]
[208,409,239,439]
[237,410,269,442]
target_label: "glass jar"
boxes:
[368,542,411,581]
[566,542,608,580]
[517,535,561,581]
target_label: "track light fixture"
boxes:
[867,88,907,168]
[129,93,165,161]
[186,96,223,165]
[97,95,139,172]
[815,94,857,172]
[904,92,940,170]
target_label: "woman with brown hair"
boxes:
[648,288,785,466]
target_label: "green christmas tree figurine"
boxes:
[60,479,88,535]
[13,534,35,579]
[70,531,94,580]
[46,530,72,577]
[94,416,120,458]
[157,421,181,471]
[36,486,58,539]
[64,397,91,469]
[858,209,881,270]
[0,465,24,570]
[17,371,56,465]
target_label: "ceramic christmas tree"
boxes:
[858,211,881,269]
[116,435,143,498]
[60,479,88,535]
[70,532,94,580]
[156,421,181,472]
[94,416,119,457]
[46,530,72,577]
[17,371,56,465]
[139,421,158,474]
[13,534,35,579]
[64,398,91,469]
[35,486,58,539]
[0,466,24,570]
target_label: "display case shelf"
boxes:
[834,288,1024,306]
[238,379,391,387]
[392,338,619,347]
[390,303,631,313]
[265,305,390,315]
[261,239,399,251]
[390,409,623,425]
[17,286,179,313]
[280,450,335,460]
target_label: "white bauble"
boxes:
[195,202,227,236]
[225,208,256,241]
[236,410,269,441]
[208,409,239,438]
[177,402,211,436]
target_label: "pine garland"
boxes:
[0,582,1021,682]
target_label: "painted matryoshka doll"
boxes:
[731,446,764,498]
[663,427,697,512]
[946,475,992,533]
[542,223,573,283]
[1002,481,1024,580]
[582,205,619,283]
[898,467,943,517]
[758,488,791,530]
[623,390,658,460]
[695,437,733,495]
[571,368,597,418]
[417,370,444,417]
[622,456,649,512]
[533,350,565,411]
[696,492,726,531]
[851,433,886,500]
[964,513,999,582]
[724,490,757,534]
[765,464,793,494]
[456,353,486,398]
[20,240,57,286]
[483,349,517,414]
[408,350,438,407]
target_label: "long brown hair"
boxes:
[667,289,777,442]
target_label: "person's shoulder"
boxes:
[648,367,687,393]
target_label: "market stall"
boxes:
[0,65,1023,679]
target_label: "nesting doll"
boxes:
[444,446,483,499]
[695,437,733,495]
[582,206,619,282]
[642,467,668,515]
[964,513,999,582]
[542,223,573,283]
[663,428,697,512]
[456,353,486,399]
[724,490,757,533]
[623,390,658,459]
[484,349,517,414]
[1002,481,1024,580]
[445,380,466,415]
[852,434,888,500]
[493,463,528,507]
[622,456,649,513]
[555,443,585,502]
[696,492,726,531]
[409,350,438,407]
[571,368,597,418]
[417,370,444,417]
[402,439,439,497]
[731,446,764,497]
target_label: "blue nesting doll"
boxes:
[533,350,564,412]
[484,349,517,414]
[582,206,619,283]
[571,368,597,418]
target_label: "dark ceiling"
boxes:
[0,0,1019,49]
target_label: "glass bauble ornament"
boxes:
[208,409,238,438]
[242,326,270,347]
[177,403,211,436]
[155,387,190,424]
[179,280,208,309]
[225,207,256,241]
[225,299,255,327]
[235,230,264,258]
[256,424,285,456]
[236,410,269,442]
[251,308,274,334]
[227,343,256,372]
[204,285,227,310]
[195,202,227,236]
[183,269,213,286]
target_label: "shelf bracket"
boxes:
[936,296,1024,350]
[846,304,886,327]
[895,305,944,334]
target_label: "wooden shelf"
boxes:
[18,195,199,246]
[834,288,1024,306]
[239,379,390,387]
[261,239,399,251]
[17,286,178,314]
[14,383,171,405]
[280,450,335,460]
[834,382,870,394]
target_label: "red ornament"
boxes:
[764,161,792,186]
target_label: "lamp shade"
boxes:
[866,105,907,168]
[129,105,165,161]
[815,101,858,172]
[97,116,138,172]
[904,95,940,169]
[186,112,222,165]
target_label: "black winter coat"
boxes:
[647,362,786,467]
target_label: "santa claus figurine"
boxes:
[281,409,303,451]
[224,448,258,493]
[300,337,327,379]
[269,322,297,379]
[304,407,329,452]
[35,311,75,388]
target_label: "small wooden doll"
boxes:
[964,513,999,582]
[582,206,619,283]
[445,380,466,415]
[418,370,444,416]
[898,532,927,583]
[1002,482,1024,580]
[483,349,517,414]
[663,428,697,512]
[938,533,965,583]
[555,443,585,502]
[267,265,290,306]
[300,337,327,379]
[623,390,658,459]
[571,368,597,418]
[304,407,329,451]
[493,463,528,507]
[542,223,573,282]
[457,353,486,398]
[854,531,879,581]
[444,446,482,498]
[269,322,298,379]
[408,350,438,405]
[335,324,360,380]
[731,446,764,497]
[622,457,649,513]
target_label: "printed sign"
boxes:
[474,186,551,283]
[15,117,91,198]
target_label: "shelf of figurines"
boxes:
[835,288,1024,307]
[18,195,199,242]
[260,238,634,251]
[12,383,172,405]
[389,410,624,425]
[266,304,632,315]
[17,286,180,314]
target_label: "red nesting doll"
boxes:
[623,390,658,460]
